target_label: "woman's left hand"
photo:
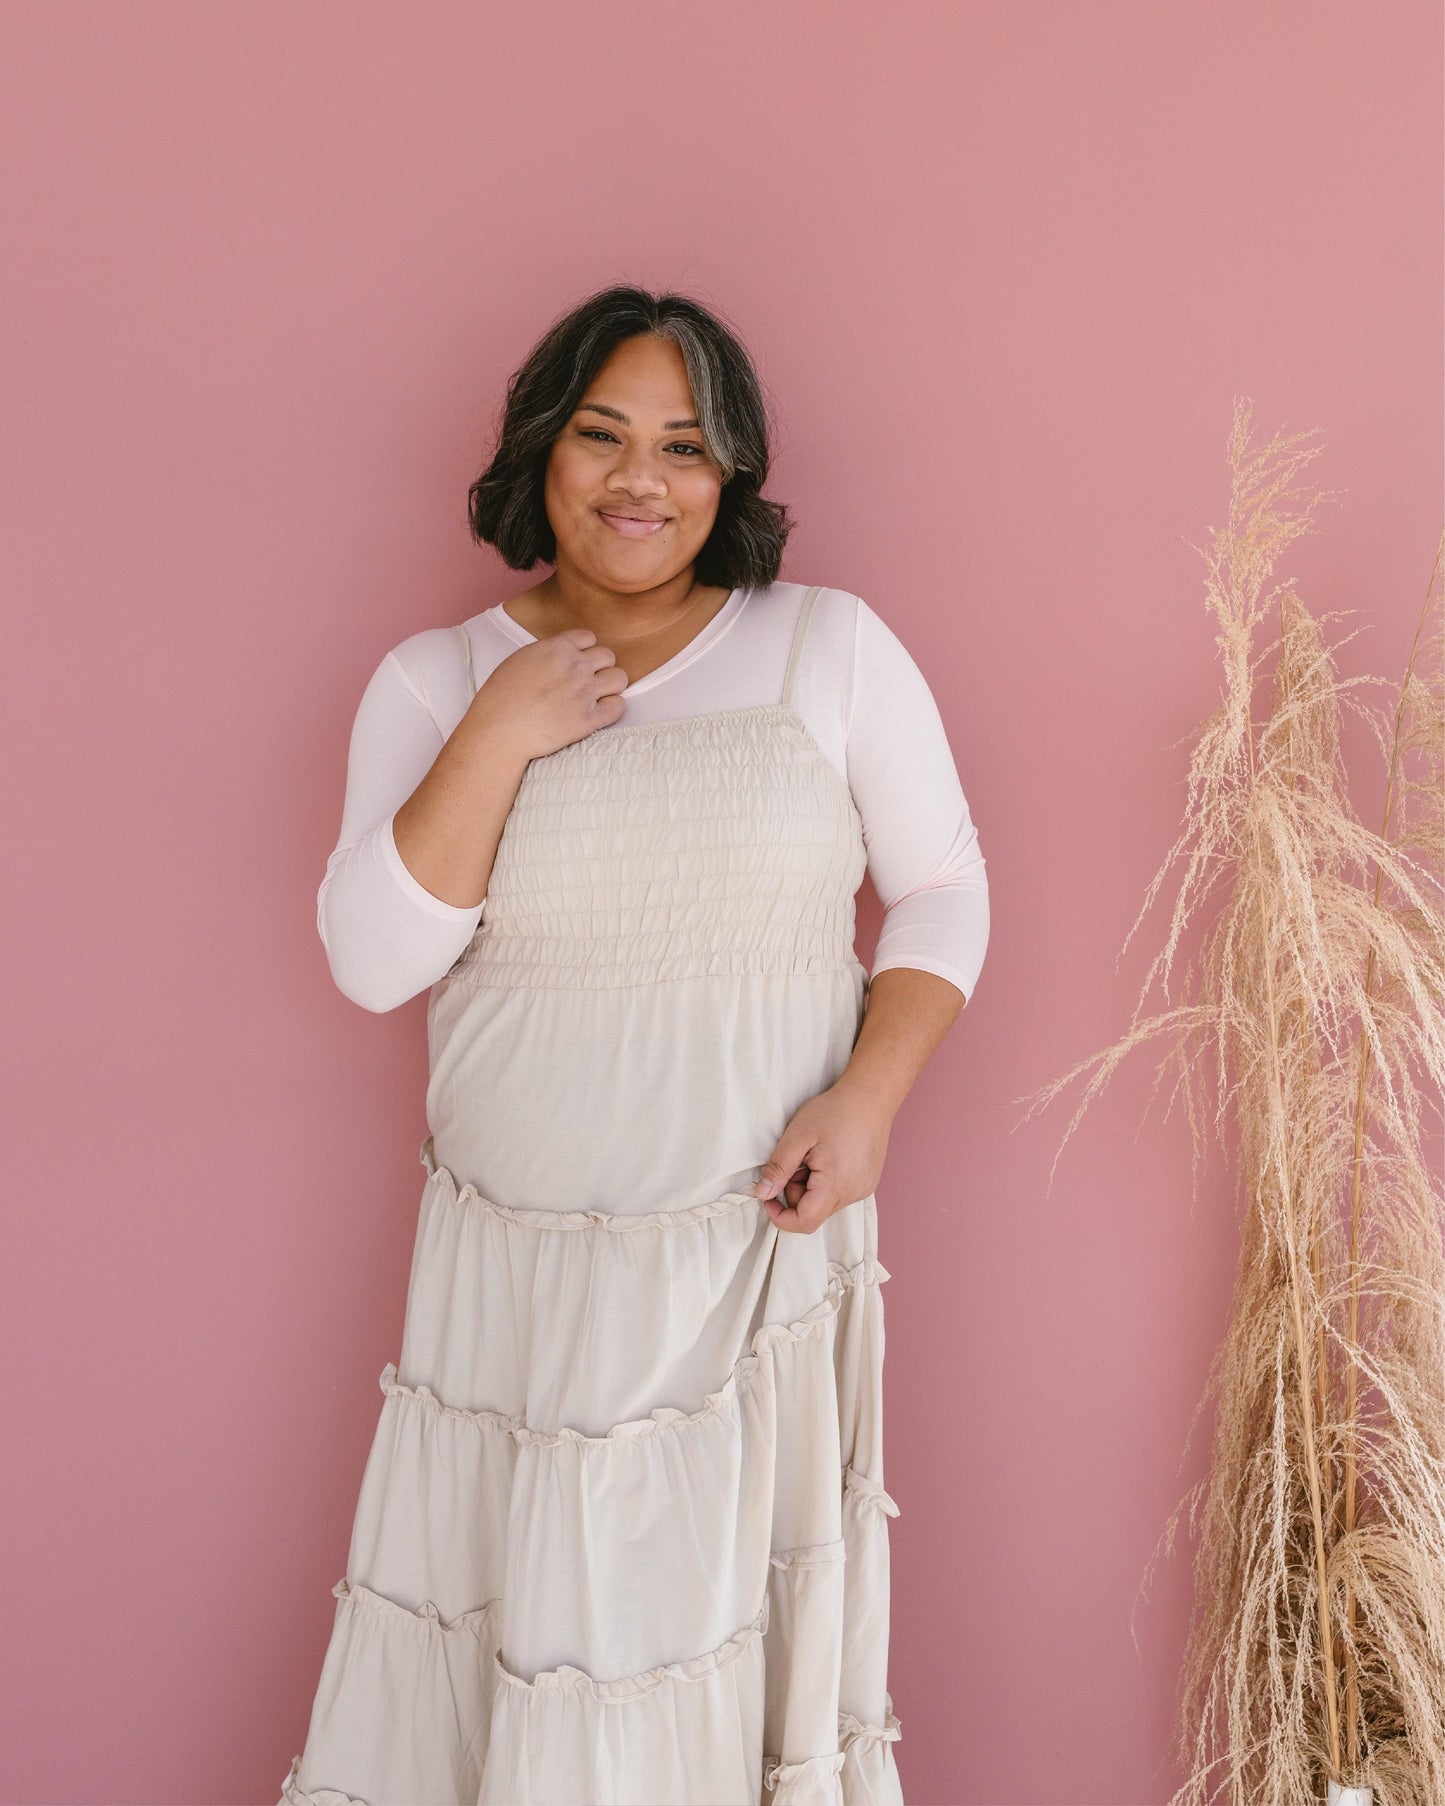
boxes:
[752,1078,893,1234]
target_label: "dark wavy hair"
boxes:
[468,286,794,590]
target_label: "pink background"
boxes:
[3,5,1439,1803]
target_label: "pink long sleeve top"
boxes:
[317,581,989,1014]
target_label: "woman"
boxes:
[281,287,989,1806]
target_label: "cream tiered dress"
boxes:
[280,585,906,1806]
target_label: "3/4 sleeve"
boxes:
[316,634,484,1012]
[845,597,990,1004]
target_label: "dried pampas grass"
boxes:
[1019,398,1445,1804]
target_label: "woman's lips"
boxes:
[598,510,668,538]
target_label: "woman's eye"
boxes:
[578,428,703,458]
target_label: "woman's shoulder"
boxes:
[776,584,938,711]
[367,614,501,733]
[762,578,860,611]
[795,583,923,660]
[750,579,864,642]
[771,580,899,640]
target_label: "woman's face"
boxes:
[544,333,725,595]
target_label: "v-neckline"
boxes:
[487,586,749,695]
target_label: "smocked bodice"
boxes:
[447,702,868,993]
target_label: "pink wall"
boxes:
[2,5,1438,1802]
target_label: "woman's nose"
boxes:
[606,450,667,496]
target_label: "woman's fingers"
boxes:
[753,1138,813,1200]
[764,1165,837,1234]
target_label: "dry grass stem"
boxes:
[1016,398,1445,1804]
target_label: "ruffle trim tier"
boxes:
[281,1703,903,1806]
[421,1135,895,1246]
[842,1466,901,1519]
[762,1704,904,1801]
[377,1249,888,1447]
[492,1596,771,1701]
[283,1154,901,1802]
[281,1718,905,1806]
[837,1707,903,1753]
[278,1757,365,1806]
[280,1446,903,1806]
[329,1575,500,1637]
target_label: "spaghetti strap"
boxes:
[780,584,823,708]
[453,621,476,699]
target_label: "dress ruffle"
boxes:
[763,1705,904,1805]
[492,1598,770,1702]
[278,1755,367,1805]
[419,1133,770,1232]
[375,1246,887,1447]
[280,1168,903,1802]
[282,1135,904,1805]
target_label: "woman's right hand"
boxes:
[469,628,629,761]
[390,628,627,916]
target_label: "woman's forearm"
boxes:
[391,711,533,909]
[834,966,966,1118]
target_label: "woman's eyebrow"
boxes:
[576,402,701,430]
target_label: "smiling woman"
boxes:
[283,285,989,1806]
[502,334,746,686]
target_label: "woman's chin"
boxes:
[579,545,685,589]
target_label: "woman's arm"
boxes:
[838,965,965,1112]
[317,635,497,1013]
[317,629,531,1013]
[390,708,531,909]
[844,596,990,1004]
[753,968,962,1228]
[754,595,988,1231]
[318,623,625,1013]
